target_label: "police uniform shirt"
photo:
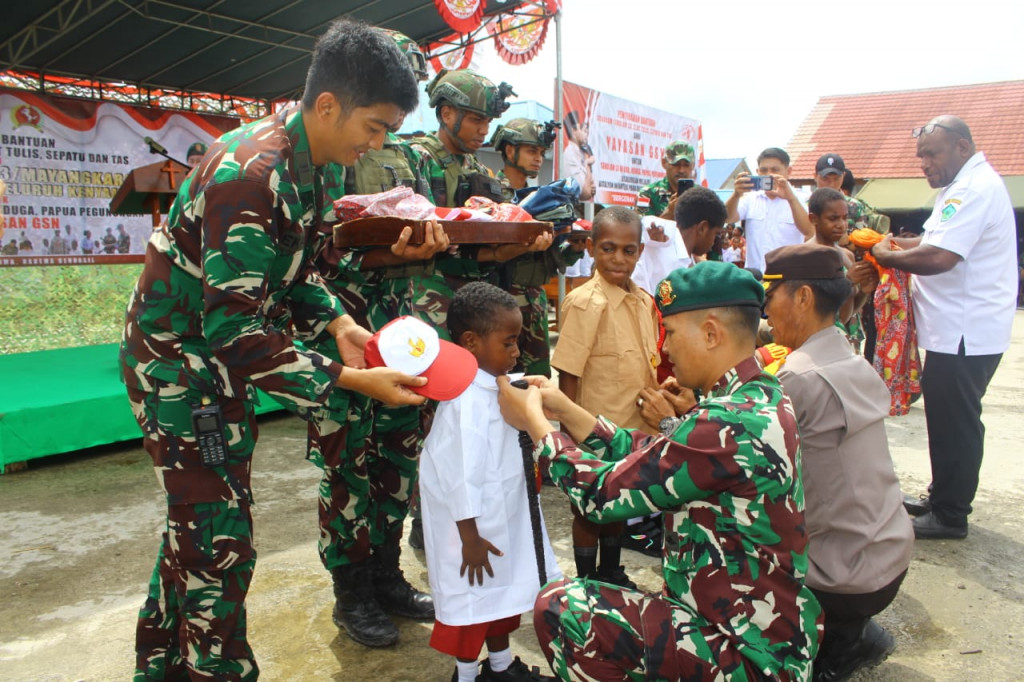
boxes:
[777,326,913,594]
[912,152,1017,355]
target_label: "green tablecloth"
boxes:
[0,344,279,470]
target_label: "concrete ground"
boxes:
[2,312,1024,681]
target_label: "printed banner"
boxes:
[0,90,236,266]
[558,80,701,206]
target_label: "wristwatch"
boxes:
[658,416,681,436]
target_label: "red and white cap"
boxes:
[364,316,477,401]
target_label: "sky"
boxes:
[465,0,1024,165]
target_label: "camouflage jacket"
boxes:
[636,176,672,217]
[537,357,820,678]
[846,195,889,234]
[120,106,348,414]
[497,169,516,202]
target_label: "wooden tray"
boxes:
[334,216,553,248]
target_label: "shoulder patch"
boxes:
[940,202,958,222]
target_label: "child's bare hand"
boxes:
[460,535,503,586]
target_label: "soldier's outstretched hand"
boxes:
[336,366,428,406]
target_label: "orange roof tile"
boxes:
[788,80,1024,180]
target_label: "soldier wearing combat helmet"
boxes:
[490,117,583,377]
[490,117,558,199]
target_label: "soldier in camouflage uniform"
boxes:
[490,118,582,376]
[497,262,821,681]
[119,20,426,680]
[636,140,696,217]
[307,30,452,649]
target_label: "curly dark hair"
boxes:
[448,281,519,343]
[675,186,727,230]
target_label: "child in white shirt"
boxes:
[420,282,561,682]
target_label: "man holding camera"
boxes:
[726,147,813,273]
[636,140,696,218]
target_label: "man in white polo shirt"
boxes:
[872,115,1016,540]
[725,147,813,273]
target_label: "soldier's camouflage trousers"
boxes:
[307,393,423,568]
[534,578,771,682]
[125,377,259,682]
[509,283,552,377]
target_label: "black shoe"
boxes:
[408,518,425,550]
[813,620,895,682]
[902,493,932,517]
[373,542,435,621]
[621,526,662,557]
[595,565,637,590]
[479,657,555,681]
[912,511,968,540]
[331,562,400,647]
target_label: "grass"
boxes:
[0,264,142,355]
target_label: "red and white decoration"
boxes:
[433,0,485,34]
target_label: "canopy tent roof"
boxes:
[0,1,552,104]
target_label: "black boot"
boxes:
[373,540,435,621]
[331,561,400,647]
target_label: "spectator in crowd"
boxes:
[872,115,1016,539]
[498,262,820,682]
[635,140,695,217]
[814,153,889,362]
[725,147,813,272]
[763,243,912,682]
[550,206,659,589]
[632,186,726,295]
[562,111,595,202]
[841,168,856,196]
[807,187,877,346]
[17,230,33,253]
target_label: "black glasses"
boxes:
[912,123,954,138]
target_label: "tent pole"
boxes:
[555,8,567,309]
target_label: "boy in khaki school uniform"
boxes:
[550,206,659,587]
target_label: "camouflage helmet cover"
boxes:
[427,68,515,118]
[490,118,546,151]
[380,28,428,81]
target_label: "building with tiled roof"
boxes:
[787,80,1024,234]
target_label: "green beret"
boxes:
[655,261,764,316]
[186,142,208,158]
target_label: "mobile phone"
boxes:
[676,178,695,195]
[192,402,228,467]
[749,175,775,192]
[510,379,529,390]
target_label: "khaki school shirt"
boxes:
[552,272,659,430]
